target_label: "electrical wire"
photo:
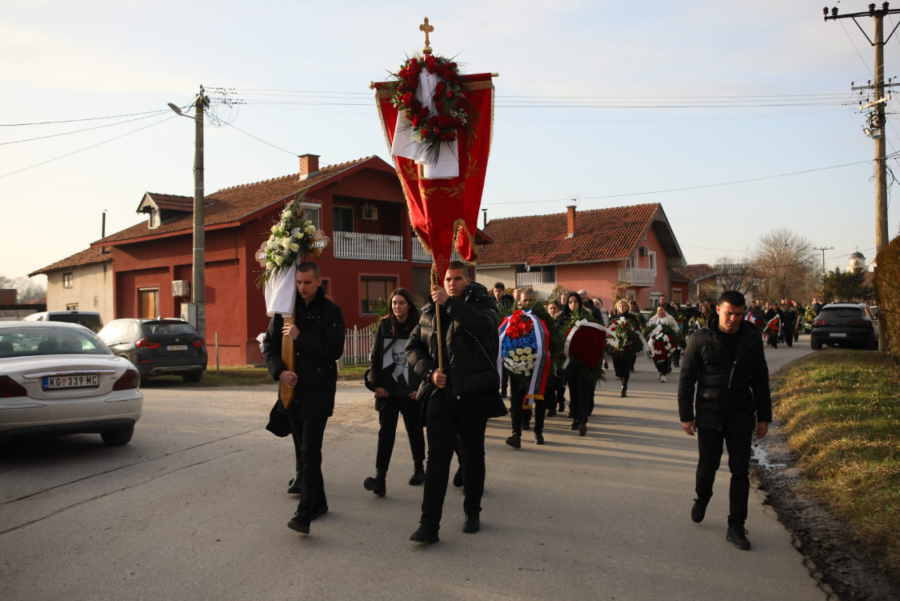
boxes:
[0,109,175,128]
[218,120,298,156]
[0,110,171,146]
[483,160,874,206]
[0,115,178,180]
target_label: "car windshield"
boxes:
[819,307,864,320]
[48,313,103,333]
[0,326,111,358]
[142,322,198,336]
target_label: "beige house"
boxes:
[29,246,114,324]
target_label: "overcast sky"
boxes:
[3,0,898,284]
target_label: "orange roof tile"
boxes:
[479,203,664,266]
[30,245,112,277]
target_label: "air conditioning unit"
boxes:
[361,204,378,221]
[172,280,191,297]
[639,246,650,257]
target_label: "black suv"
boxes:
[810,303,878,350]
[98,319,208,382]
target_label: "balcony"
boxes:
[412,239,462,263]
[516,272,556,287]
[618,267,656,287]
[334,232,404,261]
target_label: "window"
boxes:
[63,273,74,288]
[648,251,657,273]
[148,208,161,228]
[672,289,682,303]
[66,303,79,310]
[361,277,396,315]
[94,295,99,308]
[333,206,354,232]
[300,202,321,230]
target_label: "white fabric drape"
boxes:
[264,262,297,317]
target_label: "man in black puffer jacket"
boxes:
[406,261,508,544]
[678,290,771,551]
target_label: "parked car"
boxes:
[23,310,103,333]
[810,303,878,350]
[97,318,207,382]
[0,322,142,445]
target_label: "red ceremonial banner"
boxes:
[373,73,494,278]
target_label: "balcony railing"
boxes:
[617,267,656,287]
[412,239,462,263]
[334,232,404,261]
[516,272,556,287]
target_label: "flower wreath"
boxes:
[605,317,643,359]
[256,193,318,287]
[391,54,468,161]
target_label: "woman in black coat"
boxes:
[611,299,641,397]
[558,292,596,436]
[363,288,426,497]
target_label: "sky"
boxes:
[3,0,899,285]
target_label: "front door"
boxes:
[138,289,159,319]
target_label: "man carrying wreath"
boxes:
[262,262,346,536]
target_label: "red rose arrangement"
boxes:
[764,318,781,337]
[644,324,678,364]
[391,54,468,161]
[505,310,534,339]
[562,314,607,381]
[605,317,643,359]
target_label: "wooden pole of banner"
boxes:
[431,262,444,373]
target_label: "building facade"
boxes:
[29,246,115,324]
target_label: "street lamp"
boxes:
[168,86,208,339]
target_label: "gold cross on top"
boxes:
[420,17,434,55]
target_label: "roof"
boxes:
[478,203,682,267]
[141,192,194,212]
[95,156,390,246]
[29,245,112,277]
[671,263,716,282]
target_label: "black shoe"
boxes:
[506,433,522,449]
[547,407,557,417]
[311,504,329,520]
[522,421,531,431]
[620,387,627,398]
[363,471,386,497]
[409,465,426,486]
[578,422,587,436]
[452,466,463,488]
[726,525,751,550]
[288,510,311,534]
[463,513,480,534]
[287,472,302,495]
[691,498,708,523]
[500,389,508,399]
[410,521,440,544]
[570,421,579,431]
[535,433,545,445]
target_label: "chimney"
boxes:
[299,154,320,180]
[566,205,576,238]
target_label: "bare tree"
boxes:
[753,228,818,302]
[714,256,761,297]
[0,275,46,304]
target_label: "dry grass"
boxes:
[775,349,900,571]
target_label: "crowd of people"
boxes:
[261,263,787,550]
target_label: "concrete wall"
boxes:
[474,266,517,292]
[44,262,114,325]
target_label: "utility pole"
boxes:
[814,246,834,276]
[192,86,208,340]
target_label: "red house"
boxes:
[475,203,686,310]
[91,154,487,366]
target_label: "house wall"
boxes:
[670,282,689,304]
[556,263,620,309]
[473,266,517,292]
[44,263,115,325]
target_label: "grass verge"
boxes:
[141,365,368,387]
[775,349,900,572]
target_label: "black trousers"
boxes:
[612,358,632,382]
[654,359,672,375]
[501,370,509,393]
[695,426,753,526]
[289,415,329,513]
[421,397,489,526]
[509,378,547,435]
[782,324,794,347]
[566,370,595,424]
[376,396,425,472]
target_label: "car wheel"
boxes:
[811,338,822,350]
[101,424,134,446]
[182,371,204,383]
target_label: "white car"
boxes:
[0,321,142,446]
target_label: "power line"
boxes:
[0,110,171,146]
[483,160,874,206]
[219,120,298,156]
[0,109,174,128]
[0,115,178,180]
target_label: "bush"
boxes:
[874,237,900,363]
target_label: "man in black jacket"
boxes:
[678,290,771,551]
[406,261,507,543]
[262,262,345,535]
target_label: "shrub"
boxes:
[874,236,900,363]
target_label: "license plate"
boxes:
[830,332,847,338]
[167,345,188,351]
[43,375,99,390]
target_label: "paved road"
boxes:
[0,338,823,601]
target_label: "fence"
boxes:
[338,324,376,368]
[333,232,404,261]
[515,271,556,287]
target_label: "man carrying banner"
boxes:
[406,261,507,544]
[262,262,346,536]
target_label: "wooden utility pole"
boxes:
[192,86,209,340]
[814,246,834,276]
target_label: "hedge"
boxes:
[874,236,900,363]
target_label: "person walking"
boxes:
[545,300,566,416]
[678,290,771,551]
[559,292,598,436]
[647,305,679,382]
[781,303,796,349]
[262,262,346,536]
[764,303,780,349]
[406,261,507,544]
[611,299,641,397]
[363,288,426,497]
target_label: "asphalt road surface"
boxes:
[1,338,824,601]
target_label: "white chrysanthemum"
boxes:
[293,230,303,239]
[281,238,292,250]
[523,347,532,354]
[290,243,300,253]
[508,350,517,358]
[275,255,284,266]
[267,239,277,249]
[271,225,278,234]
